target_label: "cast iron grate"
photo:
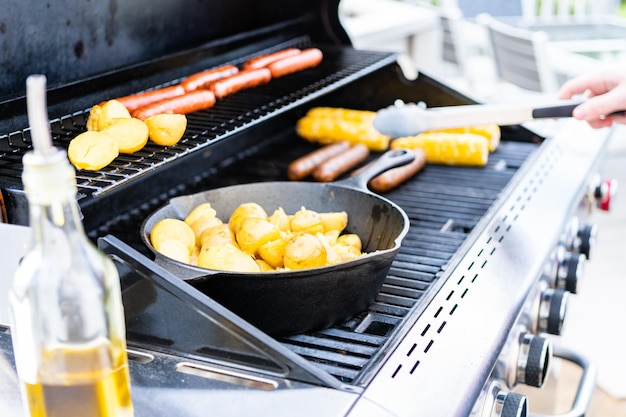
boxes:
[0,46,394,196]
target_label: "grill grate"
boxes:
[0,47,394,198]
[274,141,538,384]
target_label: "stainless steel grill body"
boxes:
[0,1,614,415]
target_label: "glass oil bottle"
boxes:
[8,75,134,417]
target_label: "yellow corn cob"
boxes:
[296,115,390,152]
[390,132,489,166]
[423,124,500,152]
[304,107,377,123]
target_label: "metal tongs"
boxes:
[373,99,623,138]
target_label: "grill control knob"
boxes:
[498,392,527,417]
[556,251,585,294]
[562,217,597,260]
[538,288,569,335]
[481,382,527,417]
[574,223,597,260]
[593,178,617,211]
[515,333,551,388]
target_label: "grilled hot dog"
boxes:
[116,85,186,113]
[131,90,216,120]
[268,48,323,78]
[180,65,239,92]
[243,48,301,70]
[287,141,351,180]
[209,68,272,99]
[312,143,370,182]
[368,149,426,192]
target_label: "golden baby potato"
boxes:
[101,117,149,154]
[200,224,237,248]
[320,230,340,246]
[316,232,341,265]
[255,259,274,272]
[320,211,348,234]
[145,113,188,146]
[189,246,200,266]
[184,202,217,226]
[334,243,362,263]
[290,207,323,234]
[87,99,131,131]
[229,202,268,234]
[257,235,288,268]
[236,218,281,256]
[337,233,362,252]
[68,131,119,171]
[190,216,223,247]
[150,218,196,254]
[284,233,327,270]
[155,239,191,264]
[198,245,260,273]
[268,207,291,232]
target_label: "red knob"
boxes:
[596,179,617,211]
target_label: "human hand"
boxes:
[558,65,626,129]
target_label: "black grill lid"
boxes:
[1,0,349,129]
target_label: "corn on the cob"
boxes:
[422,124,500,152]
[390,132,489,166]
[304,107,377,123]
[296,115,390,152]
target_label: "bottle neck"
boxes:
[21,147,84,240]
[28,189,85,242]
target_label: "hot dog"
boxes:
[243,48,301,70]
[116,85,186,112]
[180,65,239,92]
[209,68,272,99]
[312,143,370,183]
[268,48,323,78]
[287,141,350,180]
[131,90,216,120]
[368,149,426,193]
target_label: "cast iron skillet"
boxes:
[140,149,414,336]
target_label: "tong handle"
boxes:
[532,103,578,119]
[532,103,626,119]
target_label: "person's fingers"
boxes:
[557,67,625,99]
[572,85,626,121]
[586,118,614,129]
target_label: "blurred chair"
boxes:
[478,13,558,93]
[436,5,498,93]
[439,7,467,74]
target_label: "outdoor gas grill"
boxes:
[0,1,617,416]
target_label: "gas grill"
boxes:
[0,1,617,416]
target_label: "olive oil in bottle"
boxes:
[8,75,134,417]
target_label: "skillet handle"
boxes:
[335,149,416,191]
